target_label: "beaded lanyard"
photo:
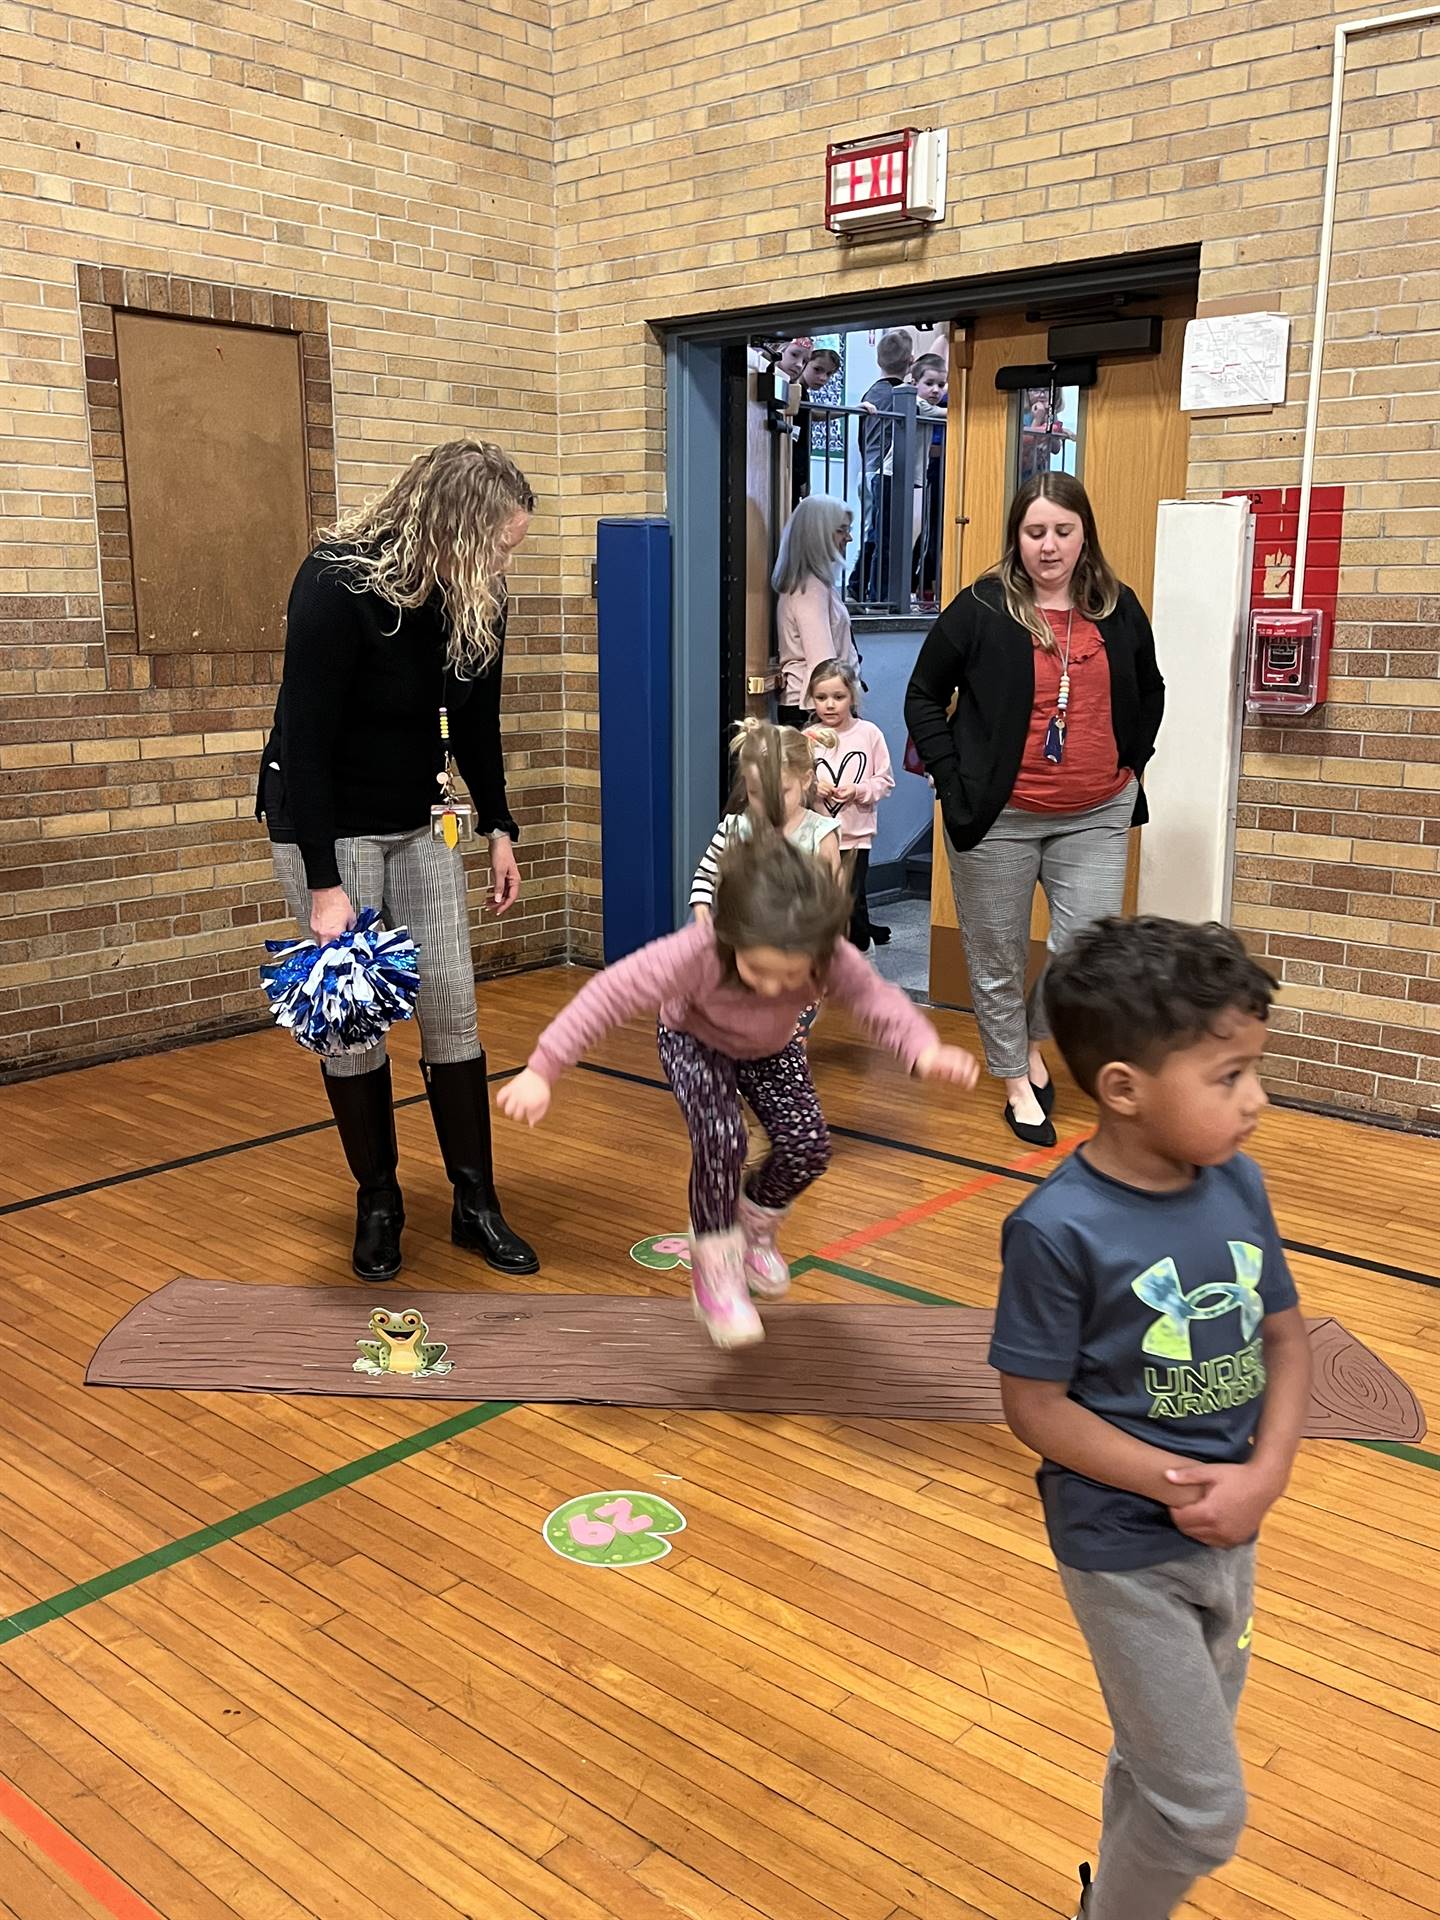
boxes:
[1042,608,1075,765]
[431,704,474,848]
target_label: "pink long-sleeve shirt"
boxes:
[528,918,937,1084]
[812,716,894,851]
[777,578,857,708]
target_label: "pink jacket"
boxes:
[777,578,857,708]
[812,717,894,851]
[528,918,937,1083]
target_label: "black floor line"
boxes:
[5,1055,1438,1294]
[0,1068,521,1221]
[575,1062,1440,1294]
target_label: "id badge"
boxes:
[430,801,474,849]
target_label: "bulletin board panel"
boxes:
[115,311,312,655]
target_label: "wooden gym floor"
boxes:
[1,966,1438,1920]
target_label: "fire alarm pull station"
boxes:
[1245,609,1327,716]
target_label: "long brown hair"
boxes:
[712,720,851,983]
[317,440,535,676]
[981,472,1120,651]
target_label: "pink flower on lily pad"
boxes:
[629,1232,692,1271]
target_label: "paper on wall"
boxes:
[1180,313,1291,411]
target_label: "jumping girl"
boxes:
[500,724,979,1348]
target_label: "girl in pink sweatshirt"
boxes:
[807,659,895,952]
[500,728,978,1350]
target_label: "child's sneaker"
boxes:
[1072,1863,1092,1918]
[688,1226,764,1349]
[736,1191,791,1299]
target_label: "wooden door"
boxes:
[928,291,1194,1003]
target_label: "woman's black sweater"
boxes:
[903,575,1165,853]
[257,551,519,890]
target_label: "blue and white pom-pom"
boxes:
[260,907,420,1057]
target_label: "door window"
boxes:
[1010,383,1084,502]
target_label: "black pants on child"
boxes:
[657,1024,831,1232]
[842,847,873,950]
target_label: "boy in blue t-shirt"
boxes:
[989,917,1311,1920]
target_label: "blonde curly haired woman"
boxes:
[258,440,539,1283]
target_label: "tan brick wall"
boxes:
[6,0,1440,1121]
[0,0,568,1074]
[554,0,1440,1122]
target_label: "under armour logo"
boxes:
[1132,1243,1264,1361]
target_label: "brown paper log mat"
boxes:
[83,1279,1427,1439]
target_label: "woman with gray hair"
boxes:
[773,494,859,727]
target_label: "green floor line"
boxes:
[0,1398,513,1648]
[1353,1439,1440,1470]
[794,1253,955,1307]
[6,1253,1438,1651]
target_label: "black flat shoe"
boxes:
[870,923,891,944]
[1005,1102,1056,1149]
[451,1194,540,1275]
[1031,1075,1056,1116]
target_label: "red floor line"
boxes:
[816,1129,1088,1260]
[0,1777,165,1920]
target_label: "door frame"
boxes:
[660,246,1201,927]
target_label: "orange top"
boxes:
[1009,610,1133,815]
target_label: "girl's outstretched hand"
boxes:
[498,1067,551,1127]
[915,1043,980,1089]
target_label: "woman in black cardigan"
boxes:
[258,440,539,1282]
[904,474,1164,1146]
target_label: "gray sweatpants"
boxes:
[272,828,481,1079]
[945,779,1135,1079]
[1060,1544,1255,1920]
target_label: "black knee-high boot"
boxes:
[422,1055,540,1275]
[321,1059,404,1282]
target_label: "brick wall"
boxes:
[552,0,1440,1121]
[0,0,566,1075]
[5,0,1440,1119]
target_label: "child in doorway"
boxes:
[849,328,915,604]
[500,724,979,1349]
[689,718,841,921]
[989,917,1311,1920]
[807,660,894,953]
[907,354,948,606]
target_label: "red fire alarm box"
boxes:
[1245,609,1327,715]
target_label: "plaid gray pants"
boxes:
[945,779,1136,1079]
[271,827,480,1079]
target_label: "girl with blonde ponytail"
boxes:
[688,717,842,919]
[501,720,979,1351]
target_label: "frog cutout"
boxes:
[629,1232,692,1272]
[353,1307,452,1378]
[542,1490,686,1568]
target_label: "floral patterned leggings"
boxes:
[657,1024,832,1234]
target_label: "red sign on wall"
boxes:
[1223,484,1345,651]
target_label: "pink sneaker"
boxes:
[688,1226,764,1349]
[736,1191,790,1300]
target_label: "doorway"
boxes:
[661,248,1201,936]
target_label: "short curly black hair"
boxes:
[1044,917,1277,1097]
